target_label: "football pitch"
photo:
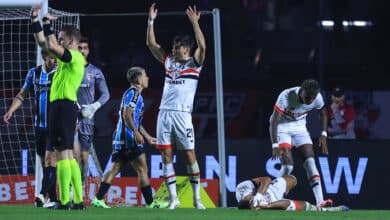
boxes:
[1,205,389,220]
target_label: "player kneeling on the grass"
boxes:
[236,175,348,212]
[92,67,160,208]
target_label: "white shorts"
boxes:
[156,110,195,150]
[265,177,287,203]
[277,122,312,148]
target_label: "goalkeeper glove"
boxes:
[81,102,101,119]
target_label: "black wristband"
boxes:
[31,21,42,33]
[43,23,54,36]
[42,17,50,23]
[31,15,38,20]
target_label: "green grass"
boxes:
[0,205,389,220]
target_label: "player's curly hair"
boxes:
[301,79,320,96]
[126,67,145,84]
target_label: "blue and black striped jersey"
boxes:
[112,86,144,150]
[22,65,56,128]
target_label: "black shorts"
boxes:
[34,127,53,158]
[78,133,93,152]
[48,100,78,150]
[111,145,145,165]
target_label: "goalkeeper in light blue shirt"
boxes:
[76,37,110,184]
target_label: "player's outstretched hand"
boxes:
[186,5,200,24]
[319,135,328,155]
[271,148,279,160]
[3,111,13,124]
[252,192,265,208]
[81,102,101,119]
[134,131,145,145]
[149,3,158,20]
[31,4,41,19]
[42,13,57,23]
[147,137,157,145]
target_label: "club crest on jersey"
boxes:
[171,71,180,79]
[86,72,93,81]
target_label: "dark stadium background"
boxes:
[45,0,388,208]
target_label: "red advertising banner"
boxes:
[0,176,219,206]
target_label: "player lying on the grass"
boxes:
[236,175,348,211]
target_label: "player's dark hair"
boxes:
[301,79,320,97]
[79,36,89,44]
[126,67,144,84]
[61,25,82,42]
[237,200,251,210]
[173,34,194,51]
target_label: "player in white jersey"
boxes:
[236,175,348,212]
[146,3,206,209]
[269,79,332,208]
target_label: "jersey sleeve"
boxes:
[313,93,325,110]
[123,89,139,109]
[95,68,110,105]
[274,89,289,113]
[69,49,85,66]
[22,68,34,90]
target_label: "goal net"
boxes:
[0,6,79,204]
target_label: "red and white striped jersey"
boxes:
[273,87,324,124]
[159,56,202,112]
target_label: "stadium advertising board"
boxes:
[1,138,388,208]
[90,138,387,209]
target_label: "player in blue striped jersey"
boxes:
[3,50,58,207]
[75,37,110,184]
[92,67,159,208]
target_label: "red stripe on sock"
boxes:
[293,200,301,211]
[187,172,200,177]
[164,174,176,179]
[309,175,320,181]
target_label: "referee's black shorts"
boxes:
[48,100,78,150]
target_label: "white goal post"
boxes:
[0,0,43,8]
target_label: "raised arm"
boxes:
[42,14,65,59]
[31,8,45,50]
[186,6,206,65]
[146,3,166,64]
